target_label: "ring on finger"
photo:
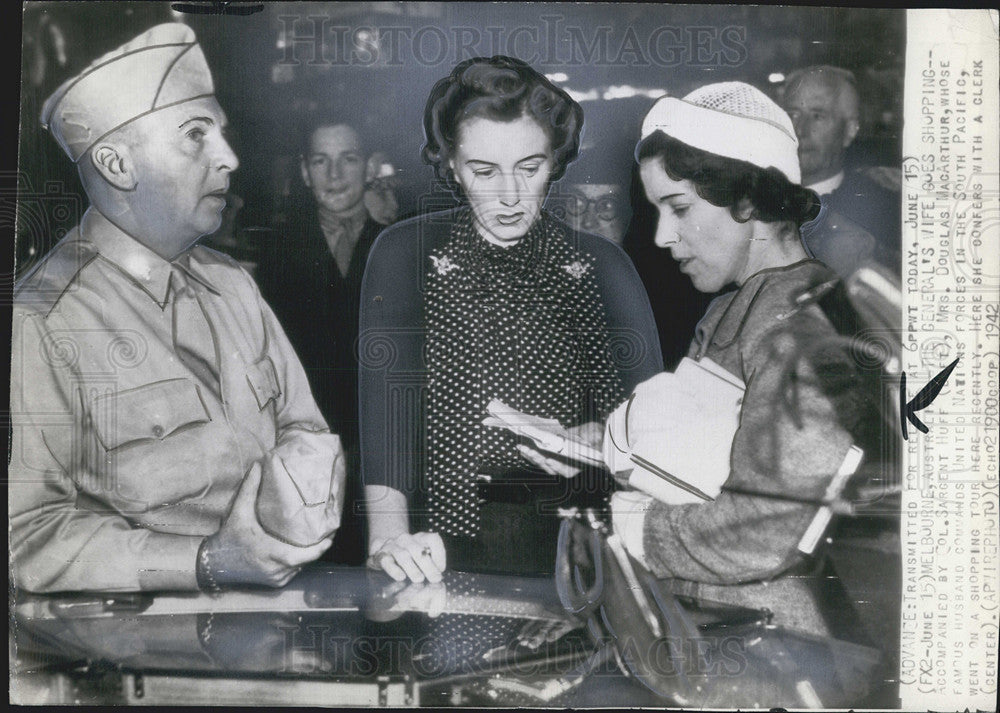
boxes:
[421,546,433,558]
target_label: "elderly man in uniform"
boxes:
[10,23,344,593]
[782,65,901,279]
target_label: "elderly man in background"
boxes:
[257,118,396,565]
[10,23,344,593]
[782,65,901,279]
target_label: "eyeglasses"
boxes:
[561,192,625,222]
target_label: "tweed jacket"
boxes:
[642,259,865,636]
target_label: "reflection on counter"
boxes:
[11,565,894,707]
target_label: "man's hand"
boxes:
[517,421,605,478]
[203,463,332,588]
[367,531,446,584]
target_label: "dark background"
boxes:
[14,1,905,365]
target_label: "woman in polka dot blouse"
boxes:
[359,56,662,583]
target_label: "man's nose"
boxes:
[327,159,344,180]
[215,136,239,172]
[791,113,810,140]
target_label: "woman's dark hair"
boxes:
[636,132,821,228]
[422,56,584,190]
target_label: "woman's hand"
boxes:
[516,615,581,650]
[517,421,605,478]
[369,578,449,620]
[568,421,604,449]
[367,531,447,583]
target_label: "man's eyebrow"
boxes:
[179,116,215,129]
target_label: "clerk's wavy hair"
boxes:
[636,132,821,228]
[422,56,584,193]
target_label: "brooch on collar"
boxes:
[563,260,589,279]
[431,255,460,275]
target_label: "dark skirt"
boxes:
[440,469,613,576]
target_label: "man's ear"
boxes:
[843,117,860,148]
[299,156,312,188]
[90,144,135,190]
[365,155,378,184]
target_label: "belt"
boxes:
[477,480,537,505]
[476,473,567,505]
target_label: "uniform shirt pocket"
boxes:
[91,378,212,451]
[246,354,282,411]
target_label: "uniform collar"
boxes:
[82,208,219,306]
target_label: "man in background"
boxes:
[257,119,396,565]
[782,65,901,279]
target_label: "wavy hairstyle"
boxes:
[422,56,584,192]
[636,132,821,228]
[297,114,367,159]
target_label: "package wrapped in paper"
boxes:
[604,357,745,505]
[254,430,345,547]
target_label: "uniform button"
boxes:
[152,425,165,438]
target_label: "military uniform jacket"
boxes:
[10,209,337,593]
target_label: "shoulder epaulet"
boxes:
[14,231,97,316]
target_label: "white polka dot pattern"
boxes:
[424,209,624,536]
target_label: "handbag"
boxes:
[555,509,710,705]
[553,509,885,708]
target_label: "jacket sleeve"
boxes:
[9,309,205,593]
[251,271,333,437]
[641,307,858,585]
[357,225,428,505]
[250,278,346,543]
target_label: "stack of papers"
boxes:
[483,399,603,464]
[482,357,745,506]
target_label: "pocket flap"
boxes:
[91,378,211,451]
[246,355,281,410]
